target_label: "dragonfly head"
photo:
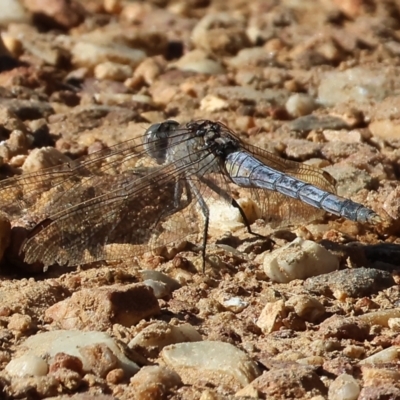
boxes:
[144,120,179,164]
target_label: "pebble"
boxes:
[319,315,369,341]
[304,268,394,300]
[227,47,275,69]
[161,341,260,391]
[263,238,339,283]
[328,374,360,400]
[220,297,249,313]
[129,321,202,353]
[191,12,250,55]
[129,366,182,398]
[71,42,145,70]
[139,270,180,292]
[94,61,133,81]
[22,147,71,173]
[6,354,48,377]
[359,347,400,365]
[142,279,170,299]
[24,0,85,29]
[388,318,400,331]
[200,95,229,112]
[0,0,30,25]
[7,313,34,334]
[16,330,140,377]
[285,93,317,118]
[382,186,400,220]
[45,283,160,330]
[317,66,400,107]
[285,295,325,323]
[287,114,350,132]
[257,299,286,334]
[172,50,224,74]
[250,365,326,398]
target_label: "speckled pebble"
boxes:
[304,268,394,300]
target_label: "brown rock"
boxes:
[45,283,160,330]
[251,365,326,398]
[129,365,182,398]
[23,0,86,29]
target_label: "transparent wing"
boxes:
[19,141,226,267]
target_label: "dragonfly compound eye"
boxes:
[144,120,179,164]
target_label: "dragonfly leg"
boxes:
[187,179,209,273]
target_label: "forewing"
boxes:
[0,135,148,220]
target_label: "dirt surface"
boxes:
[1,0,400,399]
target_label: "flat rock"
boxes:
[161,341,261,391]
[45,283,160,330]
[304,268,395,300]
[15,330,140,377]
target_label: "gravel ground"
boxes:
[1,0,400,399]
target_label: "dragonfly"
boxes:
[0,119,381,271]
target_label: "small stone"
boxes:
[256,300,286,334]
[251,365,326,398]
[7,313,34,334]
[263,238,339,283]
[17,330,140,377]
[317,66,400,107]
[139,270,180,293]
[22,147,71,173]
[359,347,400,365]
[132,57,164,86]
[319,315,369,341]
[130,365,182,398]
[200,95,229,112]
[129,321,202,354]
[106,368,124,384]
[22,0,85,29]
[304,268,394,300]
[328,374,360,400]
[45,283,160,330]
[173,50,224,74]
[0,0,30,25]
[94,61,133,81]
[388,318,400,332]
[142,279,170,299]
[71,42,145,70]
[48,353,83,374]
[285,295,325,323]
[6,355,48,377]
[191,13,250,56]
[288,114,350,132]
[343,345,365,360]
[79,343,119,378]
[161,341,260,391]
[383,187,400,220]
[285,93,317,118]
[220,297,248,313]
